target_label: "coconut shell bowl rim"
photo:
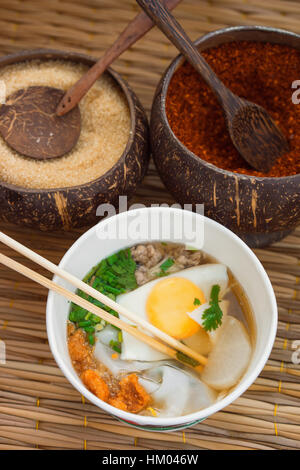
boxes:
[0,49,139,194]
[154,25,300,183]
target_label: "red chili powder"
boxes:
[166,41,300,177]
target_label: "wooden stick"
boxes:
[0,231,207,366]
[0,252,205,370]
[56,0,182,115]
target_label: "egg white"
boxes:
[116,264,228,361]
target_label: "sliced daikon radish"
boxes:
[201,316,252,390]
[209,300,229,345]
[182,326,212,356]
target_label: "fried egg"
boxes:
[116,264,228,361]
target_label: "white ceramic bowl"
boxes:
[46,207,277,431]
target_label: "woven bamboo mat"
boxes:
[0,0,299,451]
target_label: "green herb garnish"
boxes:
[193,297,201,306]
[84,326,95,334]
[160,257,175,271]
[88,335,95,346]
[109,340,122,354]
[78,320,92,328]
[157,257,174,277]
[69,248,137,348]
[202,284,223,332]
[68,306,87,323]
[176,351,200,368]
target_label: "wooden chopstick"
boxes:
[0,252,204,372]
[0,231,207,366]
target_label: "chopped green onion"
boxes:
[107,253,119,265]
[109,340,121,354]
[84,326,95,334]
[185,245,198,251]
[69,248,137,333]
[99,283,123,295]
[78,321,92,328]
[160,257,174,272]
[90,314,101,324]
[88,335,95,345]
[176,351,200,368]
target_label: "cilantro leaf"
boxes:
[202,284,223,331]
[193,297,201,306]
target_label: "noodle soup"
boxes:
[67,242,255,418]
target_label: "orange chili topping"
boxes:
[81,369,110,402]
[109,373,151,413]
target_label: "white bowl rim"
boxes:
[46,207,278,427]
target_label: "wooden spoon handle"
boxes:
[56,0,182,116]
[136,0,237,110]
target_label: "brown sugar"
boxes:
[0,60,130,188]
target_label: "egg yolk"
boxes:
[146,277,206,339]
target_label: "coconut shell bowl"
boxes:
[150,26,300,248]
[0,49,149,231]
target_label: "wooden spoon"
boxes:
[0,0,182,161]
[136,0,289,173]
[0,86,81,160]
[56,0,182,117]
